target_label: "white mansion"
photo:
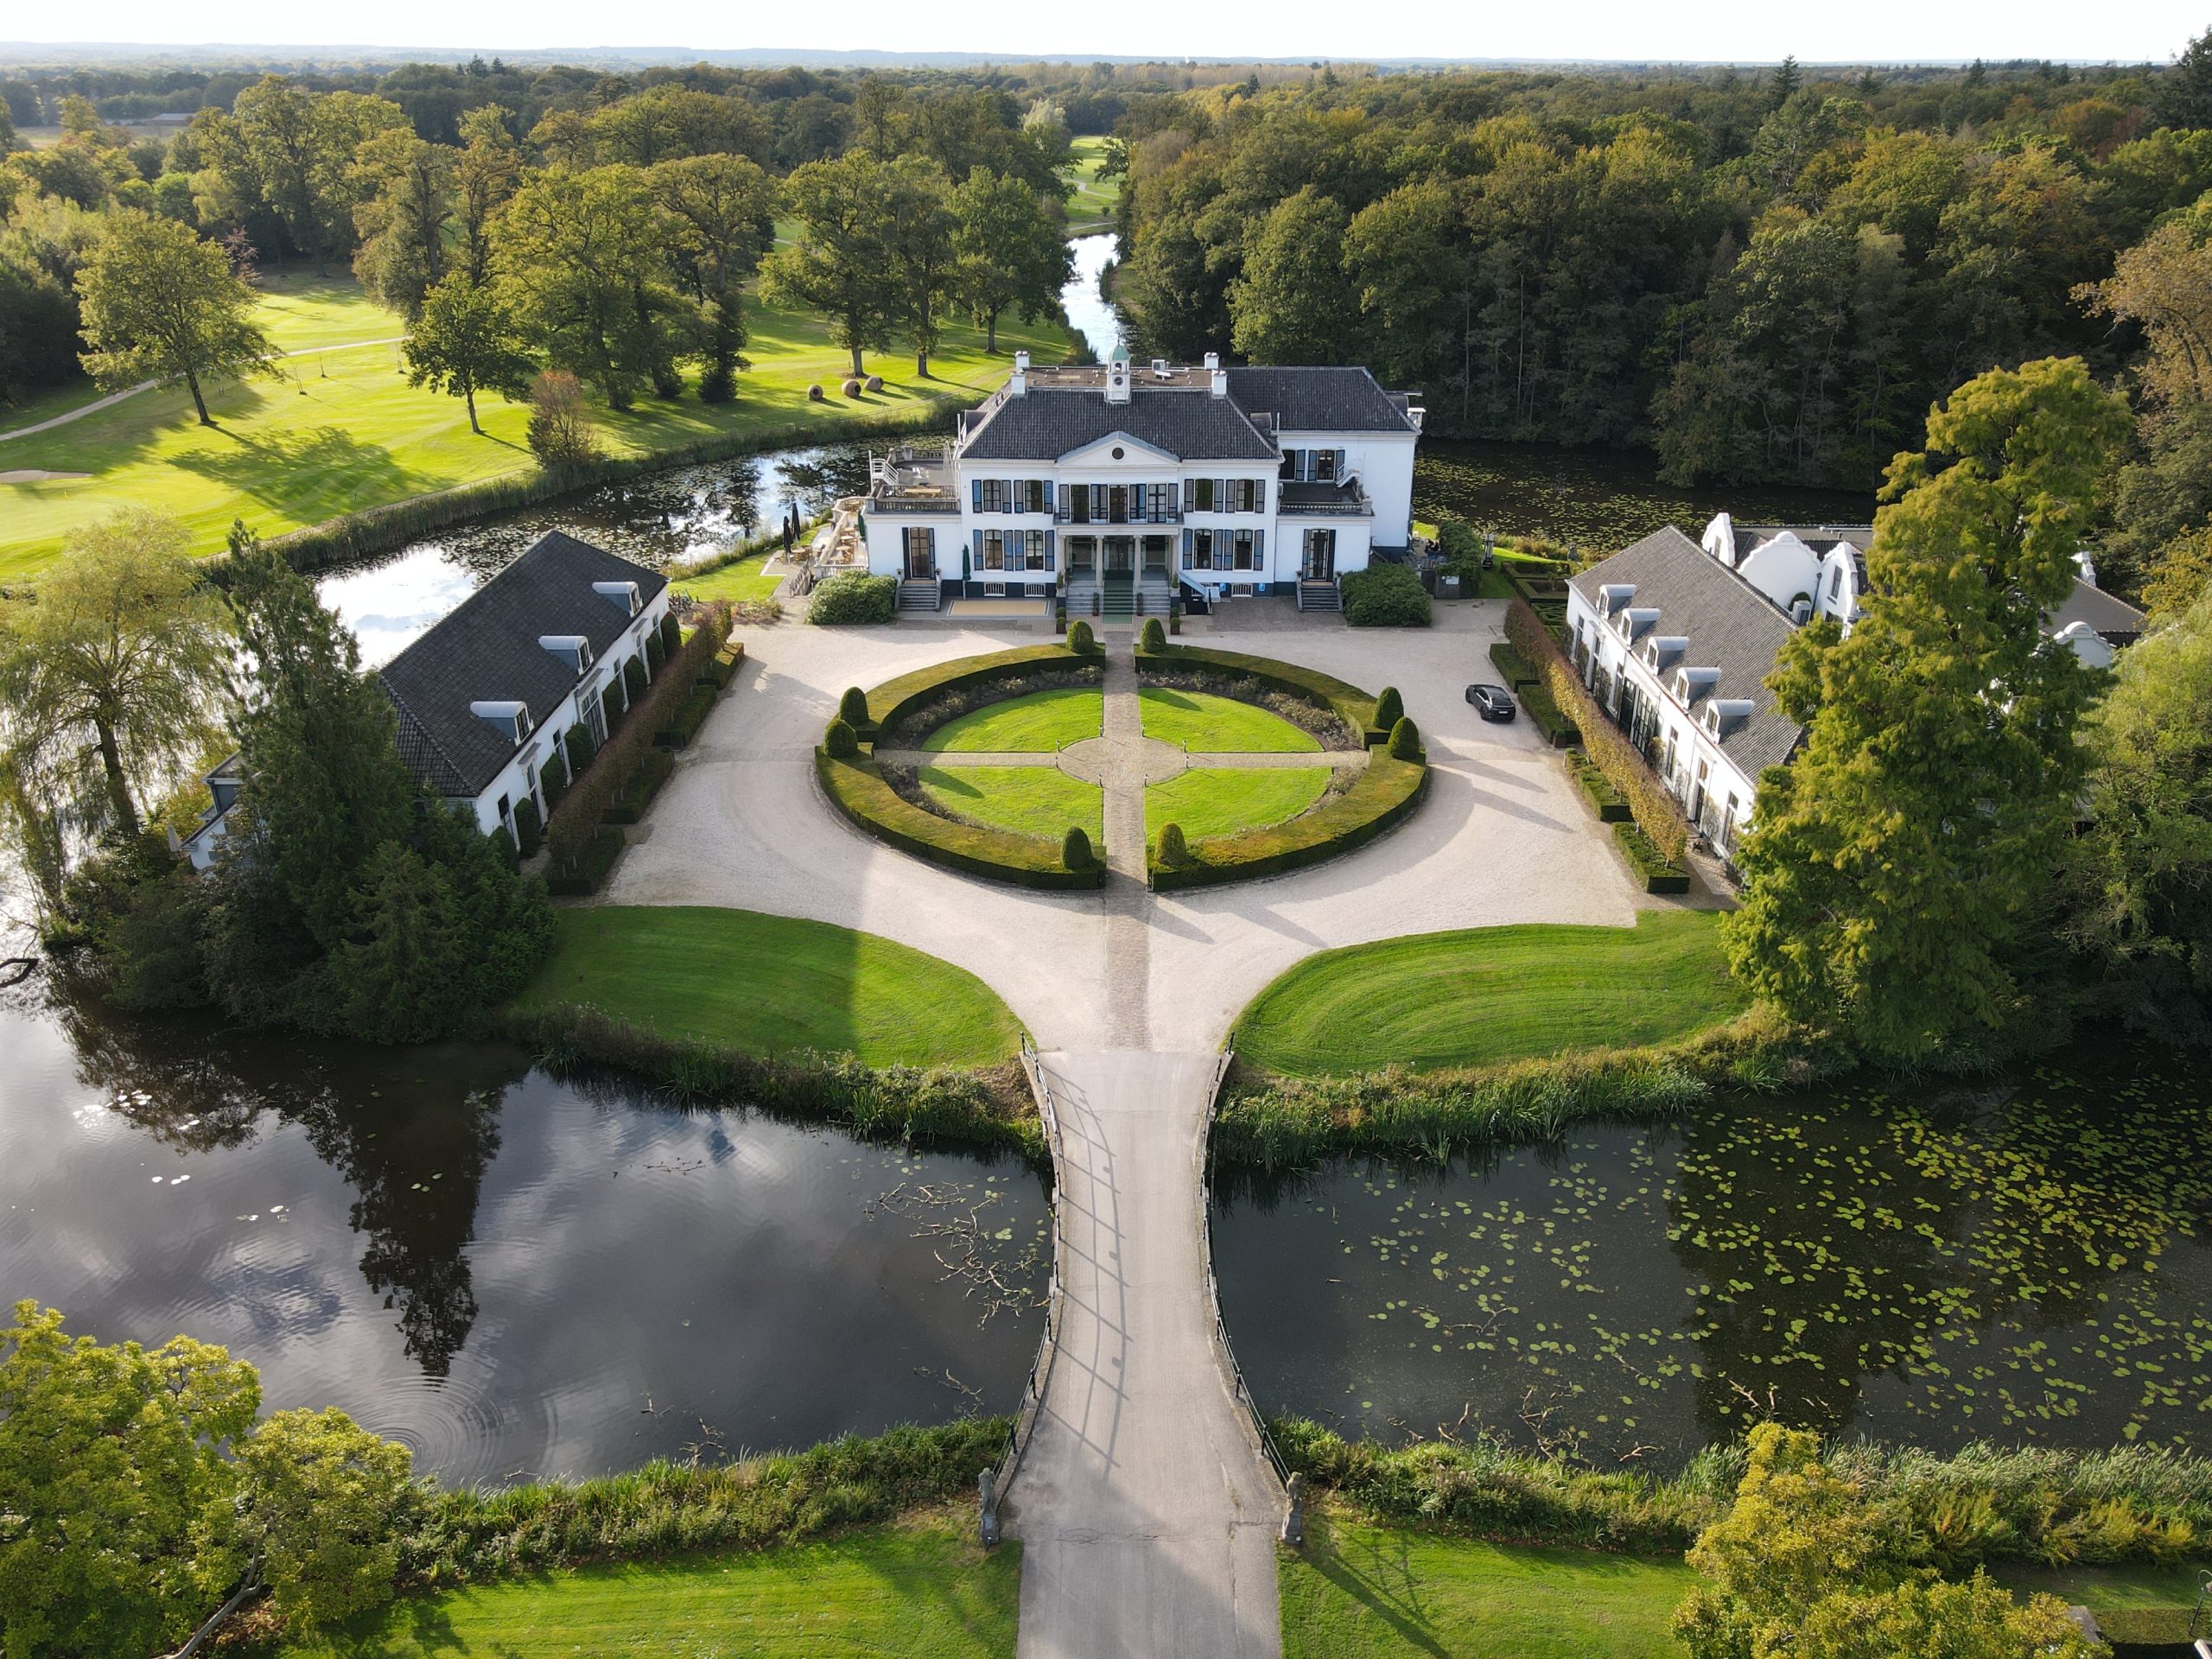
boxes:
[1566,514,2146,861]
[861,353,1423,612]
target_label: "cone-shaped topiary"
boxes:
[1387,715,1424,761]
[825,716,860,758]
[1062,825,1095,870]
[838,685,870,726]
[1066,620,1096,654]
[1155,821,1187,865]
[1374,686,1404,731]
[1139,616,1166,652]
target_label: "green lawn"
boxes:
[1145,766,1333,842]
[513,906,1023,1067]
[277,1518,1020,1659]
[922,688,1103,752]
[0,276,1077,581]
[1064,135,1122,231]
[1234,911,1749,1078]
[1139,687,1320,753]
[1282,1514,1690,1659]
[919,765,1104,844]
[673,544,783,604]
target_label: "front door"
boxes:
[903,527,935,579]
[1068,537,1095,574]
[1300,529,1336,582]
[1105,537,1135,575]
[1109,486,1130,524]
[1141,536,1170,575]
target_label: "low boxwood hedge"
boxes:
[1570,753,1633,822]
[1615,819,1692,893]
[1487,640,1540,690]
[695,641,745,690]
[1521,681,1581,748]
[866,641,1096,743]
[654,683,718,748]
[547,826,626,896]
[815,749,1105,890]
[1148,754,1428,891]
[601,747,674,825]
[1136,641,1382,747]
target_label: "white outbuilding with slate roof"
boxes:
[861,352,1421,613]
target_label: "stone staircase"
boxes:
[1296,579,1343,613]
[1065,571,1175,622]
[898,577,943,613]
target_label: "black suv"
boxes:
[1465,683,1517,721]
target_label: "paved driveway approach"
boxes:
[605,603,1642,1657]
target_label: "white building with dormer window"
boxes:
[861,352,1422,614]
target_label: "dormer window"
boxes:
[593,581,641,617]
[470,699,533,745]
[1676,666,1720,703]
[539,634,593,674]
[1598,582,1637,617]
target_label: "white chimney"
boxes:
[1209,360,1228,398]
[1407,404,1426,430]
[1105,358,1130,405]
[1204,352,1220,370]
[1010,350,1028,396]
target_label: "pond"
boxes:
[317,440,880,666]
[1211,1049,2212,1466]
[1064,232,1125,363]
[1415,440,1878,556]
[0,987,1050,1486]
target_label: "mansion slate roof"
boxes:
[378,531,666,799]
[2048,578,2146,648]
[957,365,1417,462]
[1569,526,1804,776]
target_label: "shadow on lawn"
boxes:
[171,422,418,515]
[1312,1519,1451,1656]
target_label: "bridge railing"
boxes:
[1196,1046,1294,1493]
[980,1037,1065,1543]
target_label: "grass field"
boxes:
[922,688,1103,752]
[1281,1514,1690,1659]
[277,1516,1020,1659]
[672,543,784,604]
[1146,766,1333,842]
[513,906,1024,1067]
[1139,687,1320,753]
[0,273,1076,581]
[1233,911,1748,1078]
[919,765,1105,844]
[1064,135,1122,232]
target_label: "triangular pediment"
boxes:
[1057,430,1181,466]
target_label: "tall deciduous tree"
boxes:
[1721,358,2132,1060]
[1230,186,1352,365]
[349,128,452,320]
[0,508,232,839]
[949,165,1072,354]
[76,213,270,425]
[884,155,957,377]
[404,270,535,433]
[758,151,900,378]
[452,104,521,285]
[651,152,775,401]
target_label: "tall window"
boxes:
[1237,478,1263,512]
[1193,477,1216,512]
[1233,530,1258,569]
[1022,479,1047,512]
[1315,449,1338,481]
[1188,530,1214,569]
[982,531,1007,570]
[1147,483,1172,522]
[977,479,1004,512]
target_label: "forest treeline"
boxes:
[1111,50,2212,514]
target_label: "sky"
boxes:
[3,0,2202,63]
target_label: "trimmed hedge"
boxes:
[816,749,1105,890]
[695,641,745,691]
[511,797,543,858]
[1570,753,1633,822]
[1137,642,1381,747]
[654,684,718,749]
[1066,619,1096,653]
[1509,596,1689,862]
[1615,819,1693,893]
[547,827,625,896]
[1487,641,1539,690]
[601,748,673,825]
[866,641,1096,741]
[1518,679,1580,747]
[1138,616,1166,651]
[1149,754,1428,891]
[1340,560,1433,626]
[808,571,896,625]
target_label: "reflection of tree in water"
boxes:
[288,1086,503,1377]
[58,988,523,1378]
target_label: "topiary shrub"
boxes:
[1387,715,1425,761]
[824,717,860,759]
[809,572,897,625]
[645,631,667,673]
[1341,562,1433,627]
[1373,686,1403,731]
[838,686,870,726]
[564,725,595,780]
[1155,822,1187,865]
[540,748,570,805]
[1139,616,1166,652]
[1062,825,1095,871]
[512,797,543,859]
[601,683,625,730]
[624,657,648,704]
[659,613,683,658]
[1065,619,1096,654]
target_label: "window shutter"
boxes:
[1255,529,1265,562]
[972,529,982,564]
[1057,482,1069,518]
[1044,529,1055,569]
[926,528,937,556]
[971,478,982,510]
[1218,478,1230,511]
[1182,478,1195,512]
[1181,528,1192,565]
[1003,479,1014,512]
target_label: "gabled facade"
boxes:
[182,532,671,868]
[861,353,1422,603]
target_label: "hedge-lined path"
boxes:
[603,607,1650,1655]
